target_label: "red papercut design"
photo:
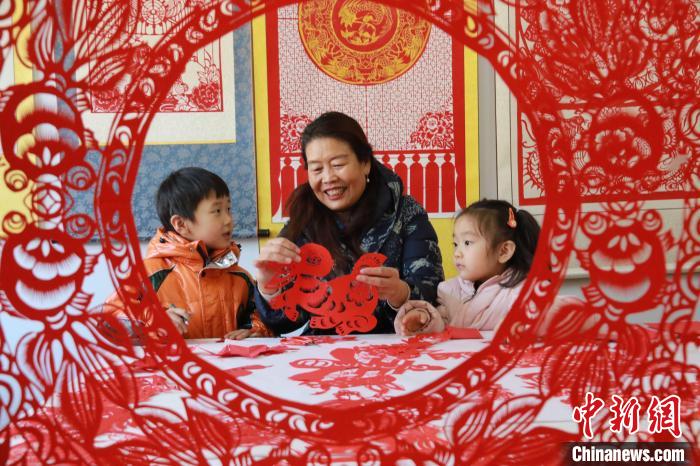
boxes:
[269,243,387,335]
[645,321,700,341]
[223,364,268,377]
[409,109,455,150]
[298,0,431,85]
[576,205,674,321]
[290,335,449,396]
[279,111,313,153]
[1,0,699,464]
[516,0,700,204]
[129,354,160,372]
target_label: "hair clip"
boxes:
[507,207,517,228]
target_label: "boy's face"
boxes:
[178,194,234,250]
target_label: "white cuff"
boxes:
[387,281,411,311]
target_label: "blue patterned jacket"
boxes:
[255,162,444,335]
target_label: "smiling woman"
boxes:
[254,111,444,335]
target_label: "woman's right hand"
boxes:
[253,237,301,292]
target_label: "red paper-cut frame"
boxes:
[0,0,697,463]
[95,1,575,442]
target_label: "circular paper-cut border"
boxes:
[95,0,574,444]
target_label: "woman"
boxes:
[255,111,443,335]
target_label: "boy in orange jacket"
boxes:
[105,167,270,339]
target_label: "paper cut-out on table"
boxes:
[290,343,446,395]
[268,243,387,335]
[282,335,359,346]
[201,344,290,358]
[223,365,268,377]
[445,326,483,339]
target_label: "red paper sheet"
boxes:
[445,326,483,339]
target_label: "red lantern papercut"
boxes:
[0,0,698,464]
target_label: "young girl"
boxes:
[395,199,580,335]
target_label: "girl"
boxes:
[395,199,580,335]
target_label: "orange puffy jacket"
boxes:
[105,228,270,339]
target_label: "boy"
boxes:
[105,167,269,339]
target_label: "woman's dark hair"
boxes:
[456,199,540,288]
[156,167,229,232]
[282,111,381,271]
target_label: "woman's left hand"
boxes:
[356,266,410,308]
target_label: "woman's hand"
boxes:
[356,266,410,308]
[253,238,301,293]
[224,329,264,340]
[166,306,191,335]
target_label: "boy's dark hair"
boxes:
[156,167,229,231]
[456,199,541,288]
[283,111,381,271]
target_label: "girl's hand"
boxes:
[166,306,191,335]
[253,238,301,292]
[224,329,264,340]
[356,266,410,308]
[399,304,431,336]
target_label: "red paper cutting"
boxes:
[290,342,447,396]
[281,335,359,346]
[265,242,333,293]
[269,243,387,335]
[203,344,290,358]
[224,365,268,377]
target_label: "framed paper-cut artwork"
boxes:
[490,0,697,280]
[254,1,479,229]
[79,0,236,145]
[513,1,697,206]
